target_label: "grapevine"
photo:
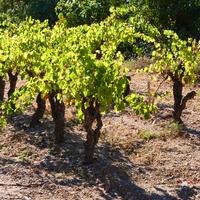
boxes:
[0,7,158,163]
[145,30,199,123]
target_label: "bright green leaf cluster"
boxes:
[148,30,199,85]
[0,6,158,125]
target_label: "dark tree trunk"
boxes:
[123,76,131,98]
[0,76,5,101]
[173,79,183,123]
[30,93,46,127]
[167,63,196,124]
[7,69,18,98]
[82,98,103,164]
[49,92,65,144]
[172,78,196,124]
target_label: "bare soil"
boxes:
[0,71,200,200]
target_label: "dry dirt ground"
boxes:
[0,71,200,200]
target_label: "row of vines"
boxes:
[0,6,199,163]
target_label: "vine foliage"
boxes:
[0,7,159,162]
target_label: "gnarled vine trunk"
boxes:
[49,91,65,144]
[168,63,196,124]
[0,76,5,101]
[173,79,183,123]
[173,78,196,123]
[82,98,103,164]
[7,69,18,98]
[123,76,131,98]
[30,93,46,127]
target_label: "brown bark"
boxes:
[7,69,18,98]
[123,76,131,98]
[82,98,103,164]
[169,65,196,124]
[173,78,196,123]
[49,92,65,144]
[0,76,5,101]
[30,93,46,127]
[172,79,183,123]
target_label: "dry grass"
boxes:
[123,56,152,70]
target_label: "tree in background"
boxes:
[55,0,129,27]
[0,0,25,23]
[23,0,58,26]
[0,0,58,26]
[1,0,200,40]
[139,0,200,40]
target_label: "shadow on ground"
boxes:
[0,112,179,200]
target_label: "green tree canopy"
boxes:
[23,0,59,26]
[0,0,58,26]
[55,0,130,27]
[139,0,200,40]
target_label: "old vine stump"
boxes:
[49,92,65,144]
